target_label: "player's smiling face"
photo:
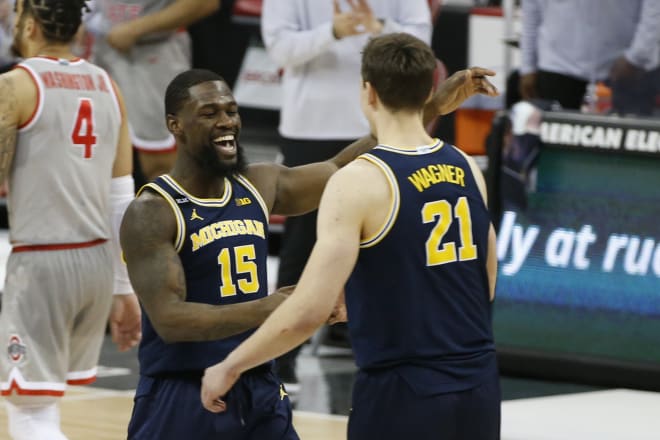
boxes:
[180,80,246,176]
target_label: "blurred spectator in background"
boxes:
[519,0,660,115]
[261,0,432,394]
[85,0,219,186]
[0,0,15,72]
[188,0,250,90]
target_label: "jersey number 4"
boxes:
[71,98,97,159]
[422,196,477,266]
[218,245,260,297]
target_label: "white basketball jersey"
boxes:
[88,0,177,42]
[9,57,121,245]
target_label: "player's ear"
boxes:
[365,81,378,108]
[166,114,181,136]
[25,16,37,38]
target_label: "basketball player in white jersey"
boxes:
[0,1,140,438]
[86,0,219,184]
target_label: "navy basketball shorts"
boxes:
[348,368,501,440]
[127,368,299,439]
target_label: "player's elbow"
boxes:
[192,0,219,18]
[202,0,220,16]
[291,310,326,335]
[147,308,186,343]
[151,321,180,344]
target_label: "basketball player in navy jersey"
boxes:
[201,33,501,440]
[121,65,496,438]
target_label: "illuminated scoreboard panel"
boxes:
[494,112,660,366]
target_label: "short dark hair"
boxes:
[165,69,227,115]
[361,33,437,111]
[22,0,89,43]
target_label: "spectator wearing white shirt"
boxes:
[519,0,660,114]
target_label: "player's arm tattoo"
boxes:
[0,76,18,184]
[121,194,289,342]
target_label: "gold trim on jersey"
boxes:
[160,175,232,207]
[234,174,269,222]
[375,139,444,155]
[358,154,400,248]
[138,183,186,253]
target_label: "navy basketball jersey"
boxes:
[345,140,496,392]
[137,174,270,376]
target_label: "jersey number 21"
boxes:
[422,196,477,266]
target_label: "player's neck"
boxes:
[374,111,433,149]
[170,163,228,199]
[29,41,74,60]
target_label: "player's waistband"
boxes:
[149,363,273,382]
[12,238,108,253]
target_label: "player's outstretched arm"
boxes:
[120,192,291,343]
[201,163,375,412]
[244,134,377,217]
[423,67,499,126]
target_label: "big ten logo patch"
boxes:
[235,197,252,206]
[7,335,26,363]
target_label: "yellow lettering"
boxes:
[219,222,233,236]
[445,165,456,184]
[225,221,238,235]
[455,166,465,187]
[420,168,434,188]
[201,227,214,246]
[427,165,439,184]
[234,220,247,234]
[254,221,265,239]
[191,232,203,252]
[432,164,446,183]
[190,219,267,251]
[245,220,257,235]
[212,223,223,239]
[408,171,426,192]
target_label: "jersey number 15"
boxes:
[218,245,260,297]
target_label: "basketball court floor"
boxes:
[0,341,658,439]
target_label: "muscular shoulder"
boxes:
[0,68,36,125]
[120,189,177,257]
[325,158,389,211]
[243,162,281,211]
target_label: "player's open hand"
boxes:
[107,22,140,53]
[109,293,142,352]
[430,67,499,117]
[332,0,363,39]
[327,290,347,325]
[201,361,240,413]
